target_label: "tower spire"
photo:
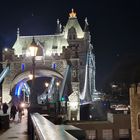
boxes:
[56,19,62,34]
[69,9,77,18]
[17,28,20,38]
[84,17,89,32]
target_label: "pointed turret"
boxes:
[17,28,20,38]
[84,17,91,42]
[56,19,62,34]
[69,8,77,18]
[63,9,84,39]
[84,17,89,32]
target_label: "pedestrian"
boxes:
[10,104,17,121]
[2,102,9,114]
[17,103,23,122]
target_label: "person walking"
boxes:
[17,103,23,122]
[10,104,17,121]
[2,102,9,114]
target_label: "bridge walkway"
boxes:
[0,109,28,140]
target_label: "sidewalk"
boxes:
[0,109,28,140]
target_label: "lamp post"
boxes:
[56,81,60,114]
[28,37,38,137]
[29,37,38,110]
[45,82,49,103]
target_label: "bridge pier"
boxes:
[68,82,80,121]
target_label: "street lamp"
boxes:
[55,81,60,114]
[45,82,49,103]
[29,37,38,109]
[28,37,38,136]
[45,82,49,88]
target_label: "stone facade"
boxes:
[129,83,140,140]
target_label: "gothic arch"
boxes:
[10,68,63,91]
[67,27,77,40]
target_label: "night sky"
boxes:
[0,0,140,91]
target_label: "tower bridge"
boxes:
[1,9,97,120]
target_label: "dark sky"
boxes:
[0,0,140,90]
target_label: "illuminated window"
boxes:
[86,130,96,140]
[52,63,56,70]
[21,63,25,71]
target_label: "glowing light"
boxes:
[29,38,38,56]
[69,9,77,18]
[45,82,49,88]
[111,84,118,88]
[52,63,56,70]
[21,63,25,71]
[89,115,92,119]
[28,74,33,80]
[56,81,60,87]
[4,48,8,51]
[15,82,24,96]
[20,102,25,108]
[72,117,75,121]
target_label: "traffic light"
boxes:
[61,97,65,101]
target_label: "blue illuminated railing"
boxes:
[0,66,10,83]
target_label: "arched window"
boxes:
[67,27,77,40]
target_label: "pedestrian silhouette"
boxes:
[2,102,9,114]
[17,103,24,122]
[10,104,17,121]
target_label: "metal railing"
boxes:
[29,113,78,140]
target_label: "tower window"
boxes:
[73,34,76,40]
[69,35,72,40]
[52,46,58,49]
[52,63,57,70]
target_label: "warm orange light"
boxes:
[29,37,38,56]
[69,9,77,18]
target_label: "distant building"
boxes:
[129,83,140,140]
[69,113,131,140]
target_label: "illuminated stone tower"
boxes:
[2,9,96,120]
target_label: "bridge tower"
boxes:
[1,9,96,120]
